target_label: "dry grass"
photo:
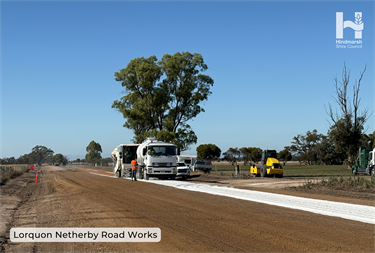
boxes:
[292,176,375,192]
[0,165,30,185]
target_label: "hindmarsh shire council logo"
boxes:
[336,12,364,49]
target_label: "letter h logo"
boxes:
[336,12,364,39]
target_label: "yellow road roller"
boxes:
[250,149,283,178]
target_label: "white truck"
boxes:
[111,138,179,180]
[177,155,197,168]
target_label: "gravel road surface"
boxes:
[1,166,374,253]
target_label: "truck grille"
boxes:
[153,163,168,167]
[153,170,172,173]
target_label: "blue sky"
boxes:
[1,0,374,160]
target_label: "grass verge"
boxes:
[0,165,30,185]
[291,176,375,192]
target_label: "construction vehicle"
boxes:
[351,147,375,176]
[250,149,283,178]
[111,138,179,180]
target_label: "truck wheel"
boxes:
[260,165,267,177]
[139,168,143,179]
[115,170,121,178]
[144,170,149,180]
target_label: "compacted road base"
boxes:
[2,166,374,253]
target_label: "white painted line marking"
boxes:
[88,171,375,224]
[145,180,375,224]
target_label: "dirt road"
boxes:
[1,166,374,252]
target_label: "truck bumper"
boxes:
[146,167,177,175]
[177,171,190,176]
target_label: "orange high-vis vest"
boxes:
[131,160,138,170]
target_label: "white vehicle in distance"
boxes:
[176,162,190,179]
[192,160,212,173]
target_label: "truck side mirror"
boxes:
[143,148,147,156]
[177,148,180,156]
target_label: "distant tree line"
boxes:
[0,145,68,166]
[195,145,291,165]
[219,147,291,165]
[197,129,373,166]
[285,129,374,165]
[0,141,111,167]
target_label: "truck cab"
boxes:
[352,148,374,176]
[137,139,179,180]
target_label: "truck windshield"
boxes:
[148,146,177,156]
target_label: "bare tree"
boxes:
[326,63,370,165]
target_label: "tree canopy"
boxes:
[53,153,68,165]
[85,141,102,165]
[112,52,214,151]
[30,145,54,165]
[240,147,262,165]
[196,144,221,160]
[222,148,241,162]
[278,148,292,165]
[287,129,324,156]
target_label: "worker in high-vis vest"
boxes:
[131,158,138,181]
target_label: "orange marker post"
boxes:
[35,170,39,183]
